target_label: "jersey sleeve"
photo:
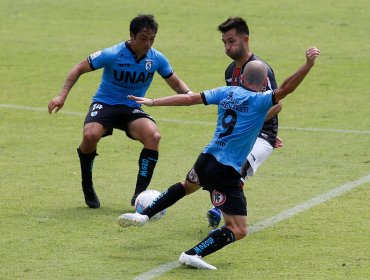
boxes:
[87,45,117,71]
[267,67,278,90]
[201,86,229,105]
[255,90,275,112]
[155,51,174,79]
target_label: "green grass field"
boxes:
[1,0,369,279]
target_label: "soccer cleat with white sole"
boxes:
[179,252,217,270]
[117,213,149,227]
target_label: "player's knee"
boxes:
[153,131,161,143]
[146,131,161,145]
[83,130,101,144]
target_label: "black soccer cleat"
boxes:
[82,184,100,208]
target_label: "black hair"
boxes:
[218,17,249,35]
[130,14,158,36]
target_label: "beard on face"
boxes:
[227,49,244,60]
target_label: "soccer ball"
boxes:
[135,190,166,221]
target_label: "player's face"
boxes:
[222,29,247,60]
[130,28,156,58]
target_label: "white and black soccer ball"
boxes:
[135,190,166,221]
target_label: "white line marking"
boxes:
[134,174,370,280]
[1,103,370,134]
[248,173,370,233]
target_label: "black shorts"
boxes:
[186,153,247,216]
[84,102,155,139]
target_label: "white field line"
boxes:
[134,174,370,280]
[1,103,370,134]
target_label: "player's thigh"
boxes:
[127,117,160,143]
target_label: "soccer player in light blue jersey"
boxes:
[48,15,191,208]
[117,47,320,270]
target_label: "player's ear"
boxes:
[243,35,249,44]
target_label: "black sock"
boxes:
[185,227,235,257]
[142,182,185,218]
[77,148,97,187]
[134,148,159,195]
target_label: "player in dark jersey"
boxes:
[207,17,284,228]
[48,15,191,209]
[117,47,320,269]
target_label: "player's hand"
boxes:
[48,96,66,114]
[127,95,154,107]
[306,47,320,66]
[274,136,284,148]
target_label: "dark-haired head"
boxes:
[130,14,158,36]
[218,17,249,36]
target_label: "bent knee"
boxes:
[83,130,102,144]
[144,131,161,145]
[151,131,161,143]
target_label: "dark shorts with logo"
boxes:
[186,153,247,216]
[84,102,155,139]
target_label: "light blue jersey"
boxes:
[202,86,276,174]
[87,41,173,106]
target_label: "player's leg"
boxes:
[180,214,247,269]
[78,121,107,208]
[207,137,273,227]
[180,162,247,269]
[117,180,200,227]
[127,117,161,205]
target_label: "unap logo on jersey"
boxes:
[211,190,226,206]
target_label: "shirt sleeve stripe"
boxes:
[162,71,174,79]
[200,92,208,105]
[87,56,95,71]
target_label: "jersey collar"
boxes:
[241,84,258,92]
[125,41,148,63]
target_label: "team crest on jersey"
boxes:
[211,190,226,206]
[91,111,98,117]
[145,60,153,71]
[90,51,102,60]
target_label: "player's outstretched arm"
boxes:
[128,92,203,107]
[48,59,92,114]
[275,47,320,101]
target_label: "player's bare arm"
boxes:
[164,73,192,94]
[48,59,92,114]
[275,47,320,101]
[265,101,282,121]
[128,92,203,107]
